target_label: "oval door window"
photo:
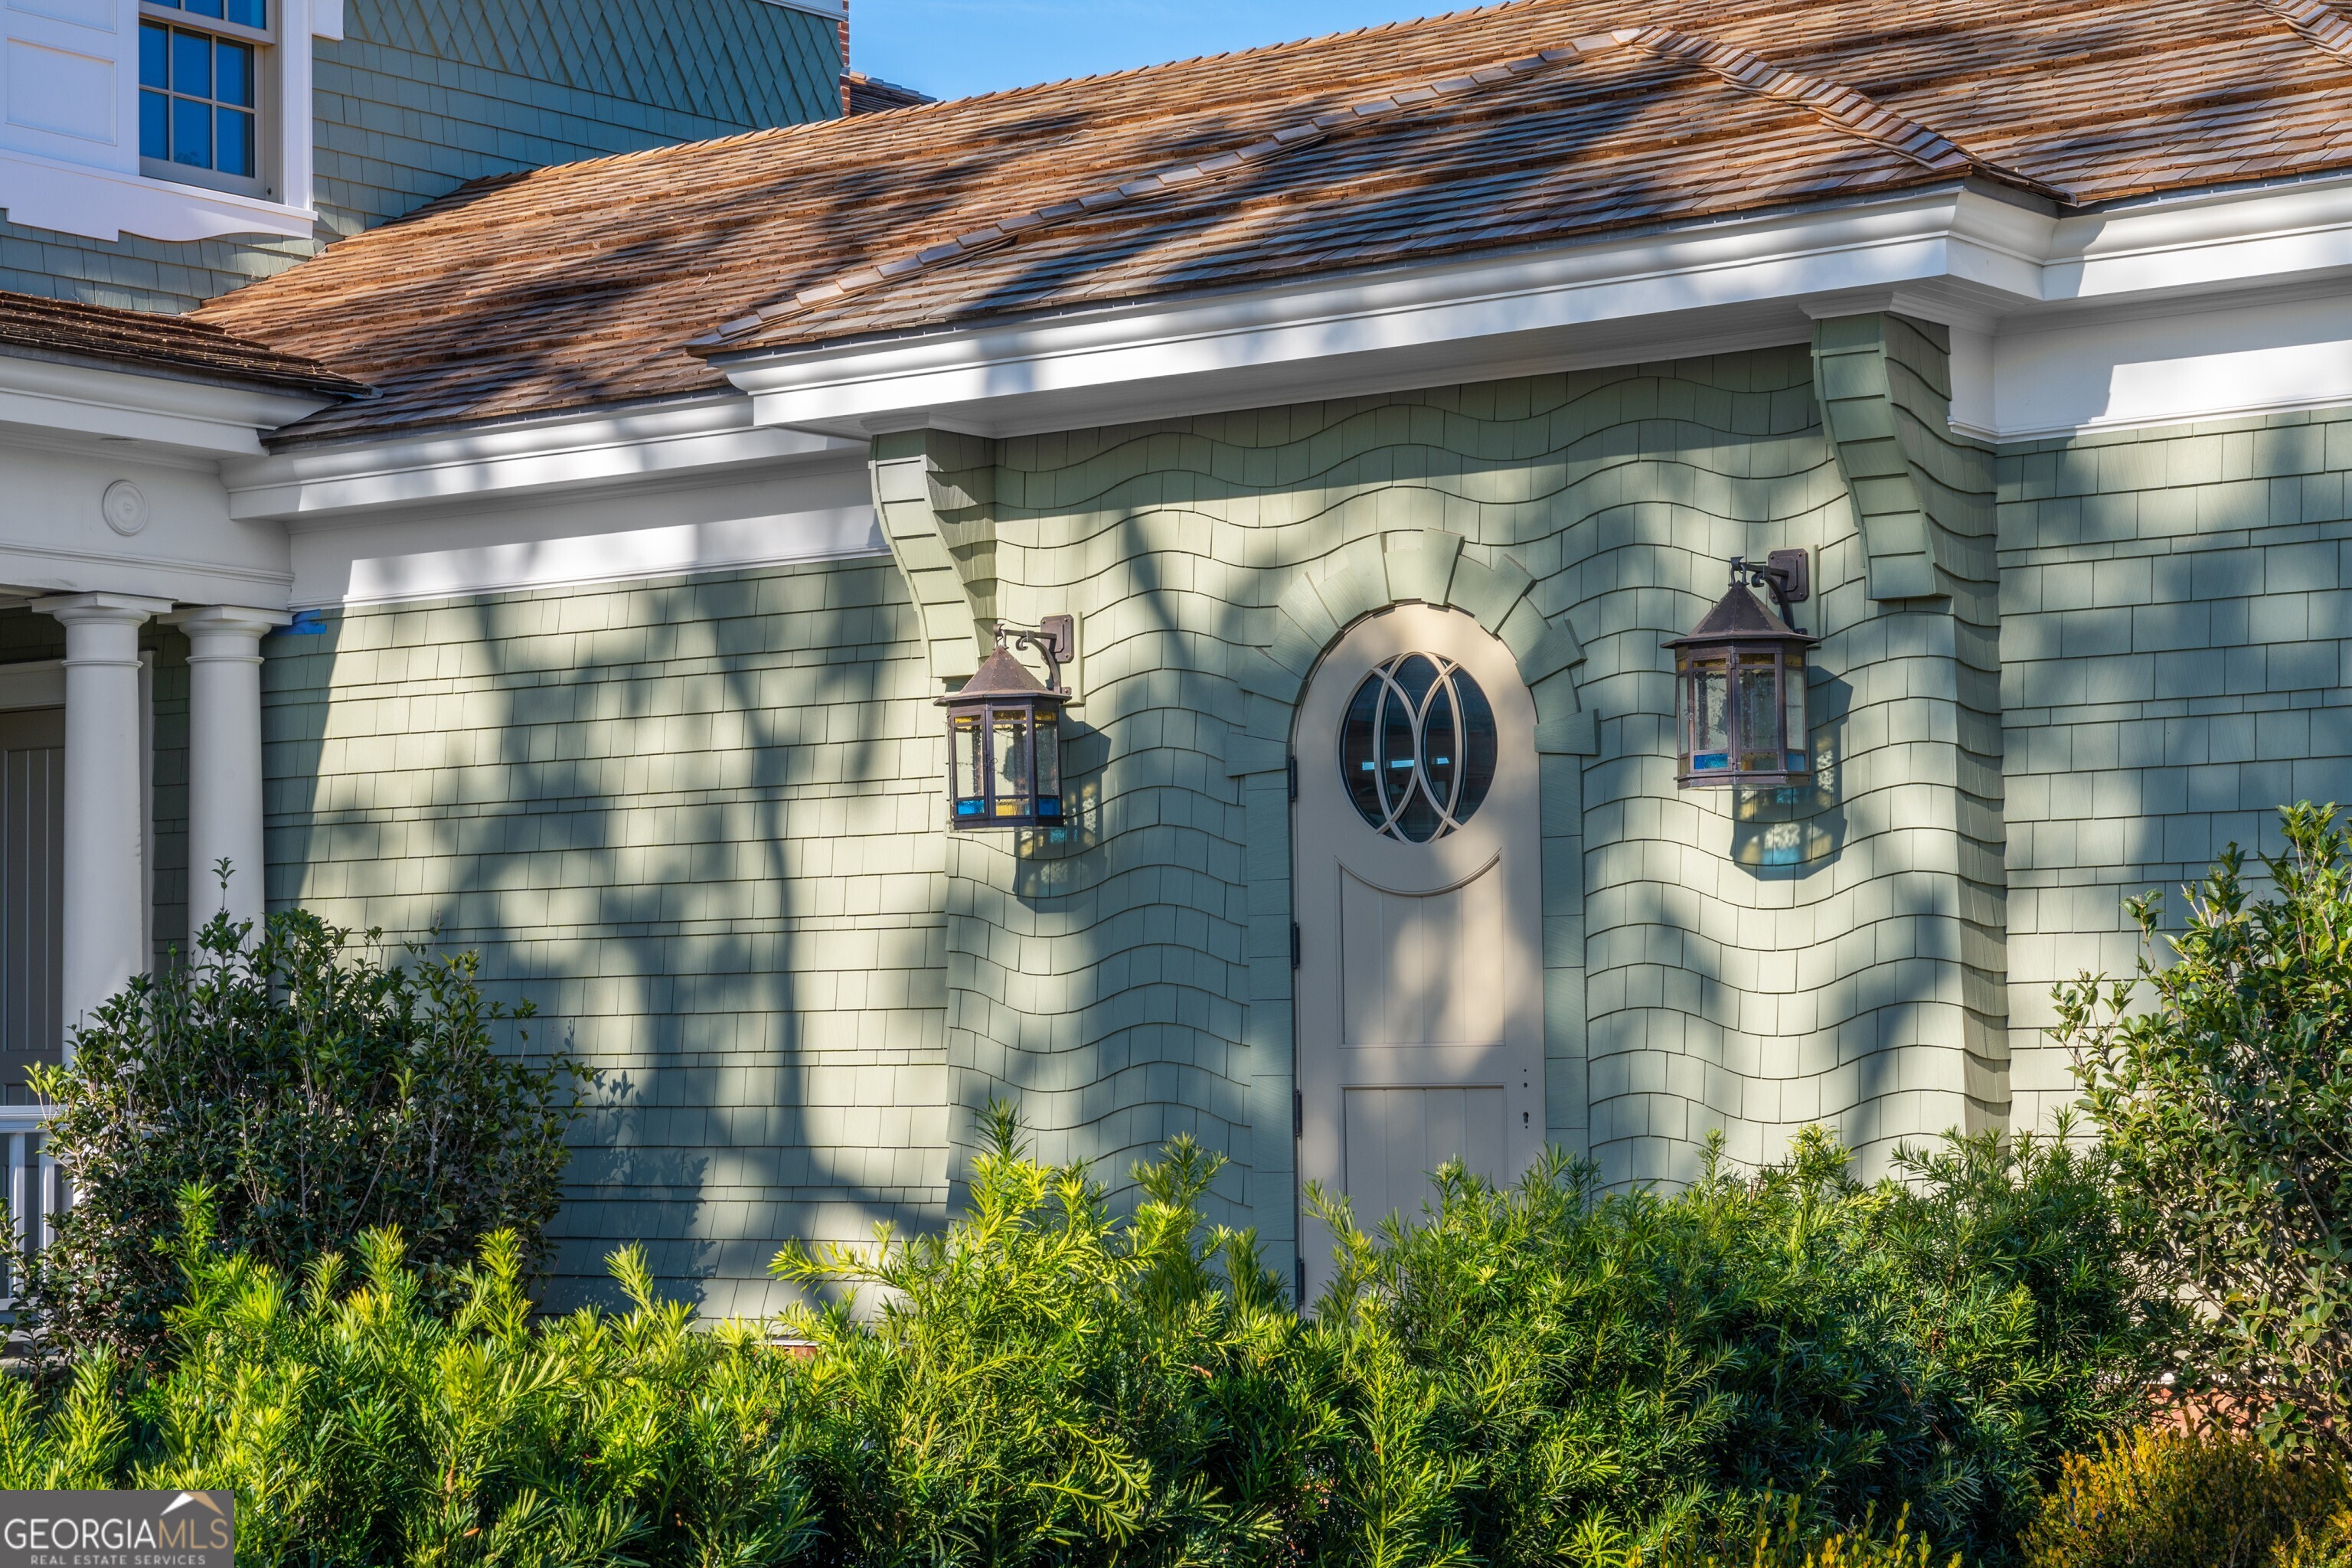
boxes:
[1338,652,1498,841]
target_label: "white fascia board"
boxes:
[312,0,345,38]
[716,172,2352,442]
[721,185,2040,437]
[224,396,871,522]
[2044,171,2352,302]
[0,354,332,455]
[0,145,318,244]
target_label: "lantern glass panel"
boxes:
[951,714,986,820]
[1736,652,1782,773]
[1034,711,1063,818]
[1783,653,1809,773]
[990,708,1031,818]
[1688,652,1730,773]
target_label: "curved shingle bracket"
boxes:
[869,427,999,682]
[1227,528,1594,776]
[1810,312,1998,605]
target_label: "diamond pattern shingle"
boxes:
[196,0,2352,446]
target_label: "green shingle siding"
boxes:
[260,558,945,1314]
[225,330,2352,1311]
[1997,405,2352,1132]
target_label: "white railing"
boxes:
[0,1102,60,1311]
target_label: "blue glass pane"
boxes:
[953,798,984,818]
[139,21,167,88]
[215,39,253,106]
[183,0,225,16]
[171,28,210,96]
[139,90,168,158]
[216,106,253,175]
[171,93,211,166]
[1693,752,1730,771]
[227,0,264,24]
[1034,795,1062,818]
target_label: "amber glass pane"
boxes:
[951,714,985,820]
[991,709,1030,816]
[1782,653,1809,773]
[1034,712,1062,817]
[1687,655,1730,772]
[1736,653,1781,773]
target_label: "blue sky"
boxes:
[852,0,1457,102]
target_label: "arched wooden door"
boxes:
[1292,603,1543,1299]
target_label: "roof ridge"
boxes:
[2249,0,2352,57]
[691,34,1602,351]
[1619,24,2073,201]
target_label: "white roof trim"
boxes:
[224,394,869,522]
[712,173,2352,444]
[0,354,335,455]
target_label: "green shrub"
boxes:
[2018,1427,2351,1568]
[0,1111,2154,1566]
[12,906,590,1360]
[1645,1504,1959,1568]
[1,1183,816,1568]
[1304,1124,2158,1566]
[2056,802,2352,1454]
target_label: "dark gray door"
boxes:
[0,707,64,1101]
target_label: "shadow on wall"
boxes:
[259,562,946,1316]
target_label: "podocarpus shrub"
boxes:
[12,904,589,1359]
[2056,802,2352,1454]
[0,1111,2153,1566]
[2018,1427,2352,1567]
[1304,1125,2160,1566]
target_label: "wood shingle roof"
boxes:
[194,0,2352,446]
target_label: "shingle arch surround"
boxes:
[1224,528,1595,779]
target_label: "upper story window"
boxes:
[138,0,272,197]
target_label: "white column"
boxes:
[34,593,169,1050]
[164,607,289,938]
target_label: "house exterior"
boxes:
[3,0,2350,1312]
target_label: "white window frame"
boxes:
[0,0,336,244]
[136,0,277,200]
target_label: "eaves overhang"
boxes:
[709,170,2352,443]
[0,351,341,456]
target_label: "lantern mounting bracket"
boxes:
[1728,550,1811,633]
[997,616,1074,695]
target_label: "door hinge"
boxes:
[1293,1088,1304,1138]
[1286,756,1298,801]
[1290,922,1301,969]
[1295,1256,1307,1306]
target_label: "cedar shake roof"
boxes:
[195,0,2352,446]
[0,289,364,400]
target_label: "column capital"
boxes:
[34,592,172,627]
[162,605,294,639]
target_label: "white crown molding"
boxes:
[712,172,2352,446]
[227,395,870,521]
[0,354,335,455]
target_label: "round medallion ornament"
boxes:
[1338,652,1498,842]
[101,480,149,537]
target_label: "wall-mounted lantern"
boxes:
[940,616,1073,829]
[1665,551,1818,789]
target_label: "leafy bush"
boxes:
[0,1112,2153,1566]
[1644,1504,1959,1568]
[769,1104,1337,1563]
[0,1185,815,1568]
[2056,802,2352,1454]
[13,906,589,1359]
[1303,1124,2158,1566]
[2018,1427,2351,1568]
